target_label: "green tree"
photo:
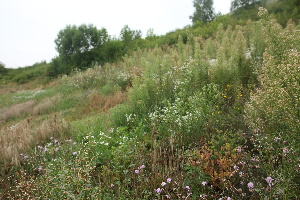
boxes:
[54,24,108,72]
[190,0,216,24]
[230,0,260,11]
[0,61,6,75]
[120,25,142,54]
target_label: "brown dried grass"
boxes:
[32,95,60,115]
[0,115,69,166]
[0,100,35,122]
[82,91,127,114]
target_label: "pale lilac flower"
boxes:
[156,188,162,194]
[38,167,43,171]
[20,153,24,156]
[73,142,77,145]
[233,165,239,170]
[24,156,28,159]
[185,186,190,190]
[72,152,77,156]
[227,197,232,200]
[266,177,274,185]
[247,182,254,189]
[50,137,53,140]
[202,181,207,186]
[55,148,59,151]
[283,147,289,154]
[167,178,172,183]
[161,182,166,187]
[38,146,43,150]
[237,146,242,152]
[139,165,145,169]
[134,170,139,174]
[274,137,281,141]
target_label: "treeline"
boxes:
[1,0,299,84]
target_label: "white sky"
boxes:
[0,0,231,68]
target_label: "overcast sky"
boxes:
[0,0,231,68]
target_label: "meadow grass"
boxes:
[1,10,300,199]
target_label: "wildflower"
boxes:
[72,152,77,156]
[134,170,139,174]
[274,137,281,141]
[37,146,43,150]
[266,177,274,185]
[139,165,145,169]
[202,181,207,186]
[167,178,172,183]
[38,167,43,171]
[73,142,77,145]
[156,188,162,194]
[247,182,254,190]
[233,165,239,170]
[24,156,28,159]
[227,198,232,200]
[237,146,242,152]
[50,137,53,140]
[282,147,289,154]
[185,186,190,190]
[161,182,166,187]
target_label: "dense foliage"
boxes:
[1,2,300,199]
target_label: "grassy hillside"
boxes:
[1,7,300,199]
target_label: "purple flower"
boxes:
[167,178,172,183]
[72,152,77,156]
[139,164,145,169]
[185,186,190,190]
[156,188,162,194]
[38,167,43,171]
[237,146,242,152]
[23,156,28,159]
[161,182,166,187]
[50,137,53,140]
[202,181,207,186]
[283,147,289,154]
[134,170,139,174]
[266,177,274,185]
[247,182,254,189]
[37,146,43,150]
[73,142,77,145]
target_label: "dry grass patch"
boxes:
[0,100,35,122]
[32,95,60,115]
[0,115,69,166]
[82,91,127,114]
